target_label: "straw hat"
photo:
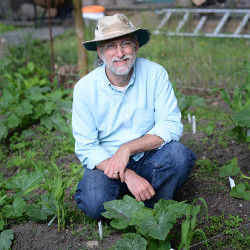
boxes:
[82,13,150,51]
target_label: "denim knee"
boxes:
[75,168,121,220]
[75,191,104,219]
[146,141,196,190]
[162,141,196,187]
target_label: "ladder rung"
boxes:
[234,13,249,35]
[157,11,172,30]
[176,12,189,33]
[194,16,207,34]
[213,12,230,35]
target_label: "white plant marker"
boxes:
[187,113,191,123]
[247,129,250,137]
[229,176,236,189]
[98,220,103,240]
[48,215,56,227]
[192,115,196,134]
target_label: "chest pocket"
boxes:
[133,108,154,134]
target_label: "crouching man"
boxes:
[72,13,196,219]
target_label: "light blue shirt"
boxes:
[72,58,183,169]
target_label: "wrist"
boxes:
[120,143,131,156]
[124,169,134,182]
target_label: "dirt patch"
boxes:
[12,222,121,250]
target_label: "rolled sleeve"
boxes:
[72,83,111,169]
[146,71,183,143]
[75,141,111,170]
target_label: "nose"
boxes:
[115,44,124,57]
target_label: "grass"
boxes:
[0,23,16,34]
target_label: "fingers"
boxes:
[125,172,155,202]
[119,170,125,182]
[137,186,155,201]
[103,157,127,180]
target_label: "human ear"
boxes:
[97,46,103,60]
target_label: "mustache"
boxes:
[112,55,133,62]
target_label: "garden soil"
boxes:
[9,90,250,250]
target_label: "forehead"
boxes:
[98,34,134,46]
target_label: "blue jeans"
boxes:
[75,141,196,219]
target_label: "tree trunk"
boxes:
[73,0,88,77]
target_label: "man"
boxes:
[72,13,196,220]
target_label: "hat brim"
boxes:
[82,29,150,51]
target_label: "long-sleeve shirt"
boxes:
[72,58,183,169]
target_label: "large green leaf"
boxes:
[26,202,55,221]
[6,113,21,129]
[138,200,189,240]
[0,89,15,109]
[232,105,250,128]
[2,196,26,219]
[103,196,189,241]
[230,183,250,201]
[6,170,44,195]
[0,229,14,250]
[219,158,241,177]
[110,233,147,250]
[103,195,145,230]
[15,100,33,116]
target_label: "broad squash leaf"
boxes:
[104,196,189,241]
[103,195,144,230]
[219,158,240,177]
[141,200,189,240]
[0,229,14,250]
[110,233,147,250]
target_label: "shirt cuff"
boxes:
[76,145,111,170]
[146,122,182,144]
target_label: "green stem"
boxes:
[241,173,250,180]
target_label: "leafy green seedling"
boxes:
[178,198,208,250]
[219,158,250,201]
[0,229,14,250]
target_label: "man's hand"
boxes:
[124,169,155,201]
[104,145,130,182]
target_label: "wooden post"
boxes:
[73,0,88,77]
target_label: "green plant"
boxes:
[231,105,250,142]
[178,198,208,250]
[204,214,249,249]
[219,158,250,201]
[42,163,72,231]
[103,195,207,250]
[196,158,216,174]
[0,23,16,34]
[174,88,205,117]
[220,84,250,142]
[0,229,14,250]
[0,77,72,141]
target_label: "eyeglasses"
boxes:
[102,40,135,52]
